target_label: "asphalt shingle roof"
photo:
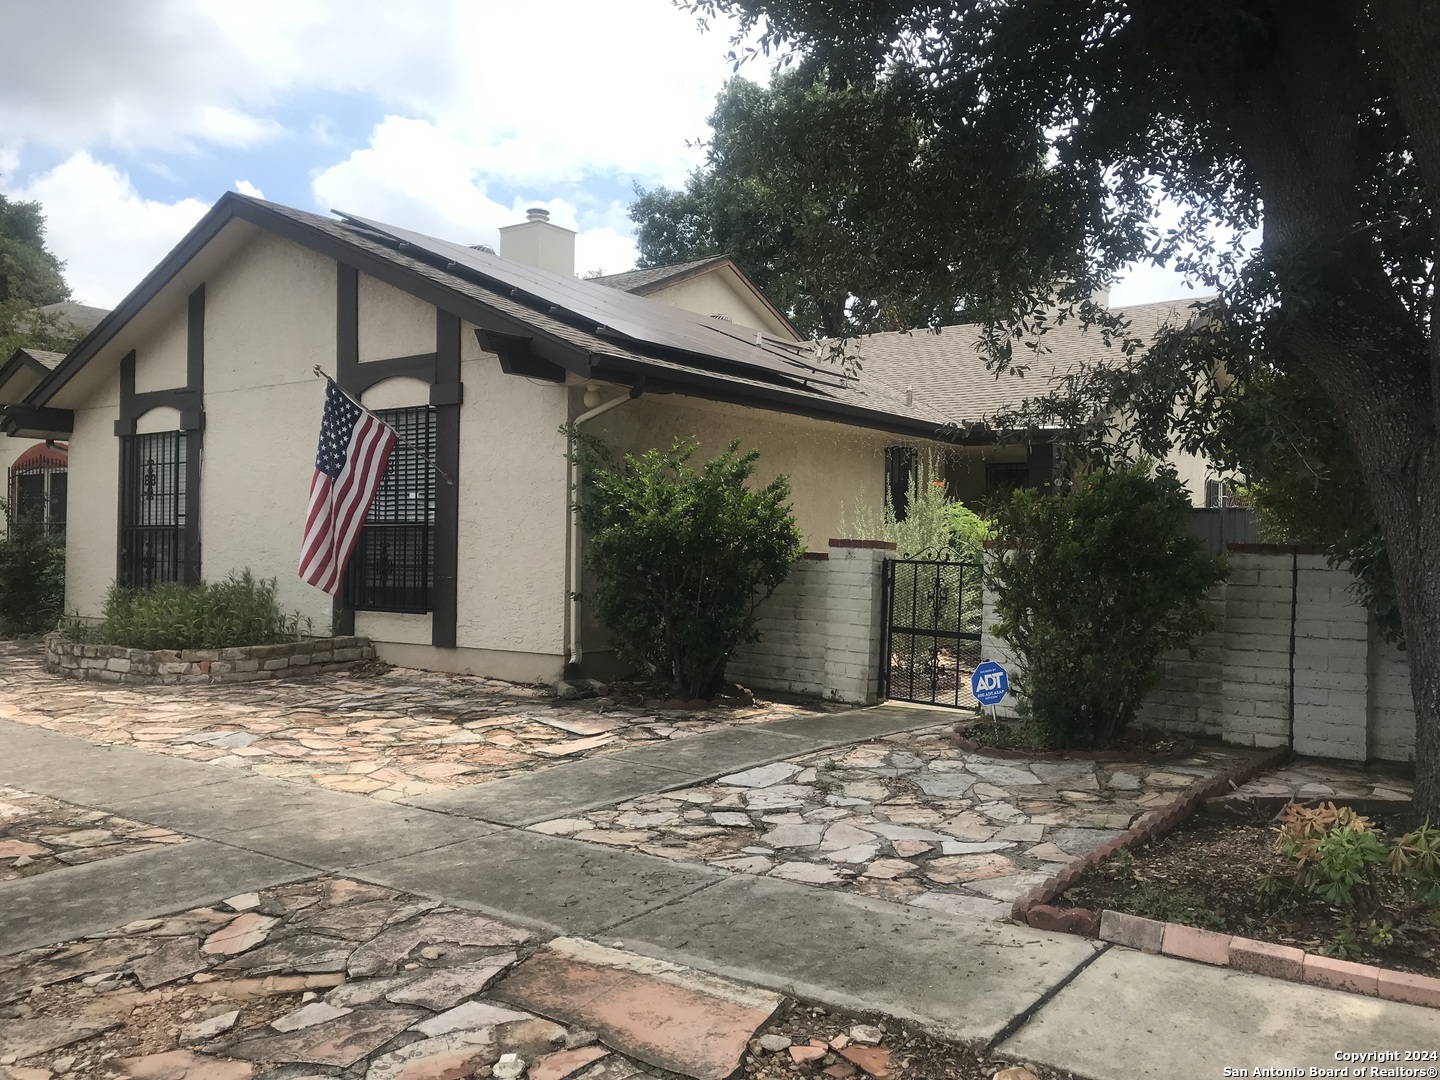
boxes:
[842,298,1209,427]
[590,256,732,293]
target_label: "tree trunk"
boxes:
[1231,0,1440,824]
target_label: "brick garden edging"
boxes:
[43,633,375,685]
[1010,742,1293,930]
[1092,910,1440,1009]
[1011,742,1440,1010]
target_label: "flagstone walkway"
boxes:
[0,642,839,804]
[521,730,1254,919]
[0,787,189,883]
[3,717,1437,1080]
[1227,758,1413,804]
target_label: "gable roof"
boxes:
[592,254,801,341]
[591,256,732,293]
[0,347,66,405]
[840,298,1209,428]
[10,194,973,443]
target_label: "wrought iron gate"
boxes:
[879,558,983,707]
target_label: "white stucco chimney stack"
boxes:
[498,207,576,277]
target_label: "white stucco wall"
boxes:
[132,305,188,394]
[648,271,796,341]
[454,323,569,658]
[358,273,434,361]
[201,231,338,631]
[63,404,120,616]
[587,391,904,551]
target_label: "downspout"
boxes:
[567,383,642,672]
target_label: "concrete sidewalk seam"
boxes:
[983,939,1110,1052]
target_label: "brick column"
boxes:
[1291,555,1369,760]
[823,539,895,705]
[1220,551,1295,748]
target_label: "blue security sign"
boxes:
[971,661,1009,706]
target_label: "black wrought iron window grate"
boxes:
[345,405,436,614]
[119,431,186,588]
[8,465,66,538]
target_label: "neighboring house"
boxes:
[592,254,801,343]
[0,346,70,536]
[0,191,1218,681]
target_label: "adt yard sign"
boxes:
[971,661,1009,706]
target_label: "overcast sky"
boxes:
[0,0,1200,312]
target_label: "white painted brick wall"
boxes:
[729,541,893,704]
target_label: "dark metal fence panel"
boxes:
[879,558,983,707]
[118,431,187,587]
[1187,508,1260,556]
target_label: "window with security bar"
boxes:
[345,405,436,613]
[119,431,186,587]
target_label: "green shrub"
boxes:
[986,463,1227,748]
[844,449,991,561]
[0,502,65,637]
[90,570,310,651]
[1388,823,1440,908]
[570,432,804,699]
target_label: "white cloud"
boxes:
[234,180,265,199]
[2,154,209,307]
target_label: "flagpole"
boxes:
[311,366,454,486]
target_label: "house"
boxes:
[0,191,1214,682]
[1,346,70,536]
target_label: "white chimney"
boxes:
[498,206,576,277]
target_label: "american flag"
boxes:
[298,382,399,595]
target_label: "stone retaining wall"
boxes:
[44,634,376,685]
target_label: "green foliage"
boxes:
[1389,823,1440,908]
[986,464,1227,748]
[86,571,310,652]
[0,193,69,306]
[1109,846,1227,931]
[569,431,804,699]
[630,70,997,339]
[1303,828,1390,909]
[0,500,65,637]
[843,451,991,562]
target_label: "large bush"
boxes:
[89,571,310,651]
[987,464,1226,748]
[0,502,65,637]
[571,433,804,699]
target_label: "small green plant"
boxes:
[1107,845,1226,930]
[1273,803,1387,910]
[85,570,311,651]
[1321,928,1362,961]
[986,463,1227,749]
[1388,823,1440,908]
[568,432,803,699]
[0,499,65,637]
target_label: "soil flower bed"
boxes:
[1061,808,1440,979]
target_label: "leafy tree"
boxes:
[0,192,79,359]
[987,465,1227,749]
[569,431,803,698]
[687,0,1440,823]
[632,70,1020,338]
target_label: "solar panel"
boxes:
[333,211,848,391]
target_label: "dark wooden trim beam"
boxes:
[476,328,567,383]
[351,352,437,393]
[0,404,73,437]
[332,263,359,637]
[432,310,462,649]
[183,285,205,585]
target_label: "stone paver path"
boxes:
[0,874,778,1079]
[529,727,1257,918]
[1228,758,1413,804]
[0,787,188,883]
[0,642,838,804]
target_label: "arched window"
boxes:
[7,442,67,538]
